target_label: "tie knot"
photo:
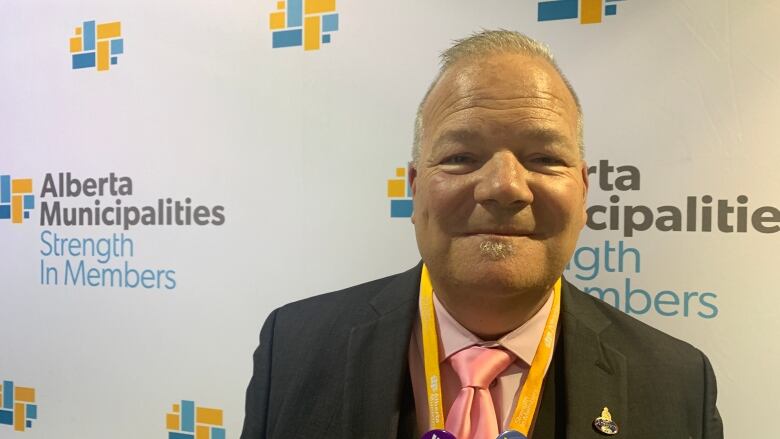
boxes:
[448,346,513,389]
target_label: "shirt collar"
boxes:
[432,290,554,366]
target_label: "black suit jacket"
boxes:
[240,263,723,438]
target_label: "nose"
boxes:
[474,151,534,209]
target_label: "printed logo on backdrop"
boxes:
[384,160,780,319]
[387,166,413,218]
[0,175,34,223]
[565,160,779,319]
[166,400,225,439]
[0,381,37,432]
[1,172,226,291]
[70,20,124,71]
[270,0,339,50]
[538,0,625,24]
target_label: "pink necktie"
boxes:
[445,346,513,439]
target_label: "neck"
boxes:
[434,284,552,340]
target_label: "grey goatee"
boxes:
[479,240,515,260]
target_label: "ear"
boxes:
[408,162,418,224]
[408,161,418,196]
[580,161,590,223]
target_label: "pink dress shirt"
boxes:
[408,290,555,436]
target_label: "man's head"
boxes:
[410,30,588,297]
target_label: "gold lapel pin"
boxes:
[593,406,619,435]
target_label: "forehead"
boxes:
[421,53,579,148]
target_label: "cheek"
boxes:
[420,175,475,226]
[530,179,585,229]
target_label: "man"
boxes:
[240,30,723,439]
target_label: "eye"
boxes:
[530,155,565,166]
[441,154,476,165]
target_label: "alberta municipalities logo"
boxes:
[0,380,37,432]
[70,20,124,71]
[269,0,339,50]
[2,171,227,291]
[0,175,35,223]
[538,0,626,24]
[387,166,413,218]
[166,400,225,439]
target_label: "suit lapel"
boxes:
[560,279,628,438]
[341,264,421,439]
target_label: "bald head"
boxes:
[413,30,583,166]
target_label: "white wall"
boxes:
[1,0,778,437]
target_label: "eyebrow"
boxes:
[519,127,571,145]
[433,129,486,150]
[433,127,571,150]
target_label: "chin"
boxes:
[451,254,552,293]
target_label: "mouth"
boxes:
[464,231,535,238]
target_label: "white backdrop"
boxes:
[2,0,779,437]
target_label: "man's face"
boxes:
[411,53,588,294]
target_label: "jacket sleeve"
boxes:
[701,351,724,439]
[240,309,279,439]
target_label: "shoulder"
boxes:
[274,272,396,320]
[564,279,708,368]
[265,264,420,340]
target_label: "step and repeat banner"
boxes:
[2,0,778,437]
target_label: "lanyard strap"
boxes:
[419,264,562,435]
